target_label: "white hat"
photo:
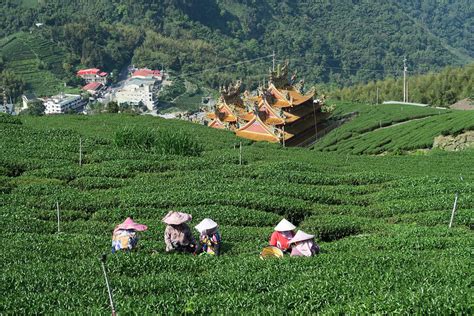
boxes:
[289,230,314,244]
[195,218,218,233]
[274,218,296,232]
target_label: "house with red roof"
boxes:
[82,82,103,95]
[132,68,162,81]
[77,68,108,84]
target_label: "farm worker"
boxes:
[269,218,296,252]
[111,217,148,253]
[195,218,221,256]
[162,211,196,253]
[289,230,320,257]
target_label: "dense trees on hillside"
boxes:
[0,0,472,89]
[0,70,25,101]
[331,65,474,106]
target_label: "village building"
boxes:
[77,68,108,84]
[43,93,86,115]
[82,82,103,96]
[132,68,162,81]
[114,77,160,111]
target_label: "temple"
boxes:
[207,62,331,146]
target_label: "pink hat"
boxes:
[289,230,314,244]
[162,211,192,225]
[114,217,148,233]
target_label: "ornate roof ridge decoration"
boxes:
[220,80,244,107]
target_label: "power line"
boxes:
[170,54,274,80]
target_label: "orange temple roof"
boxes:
[209,119,225,129]
[236,115,280,143]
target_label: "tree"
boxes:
[20,100,45,116]
[0,70,25,102]
[106,101,119,113]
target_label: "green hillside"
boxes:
[331,64,474,106]
[0,32,70,97]
[1,113,473,313]
[0,0,472,89]
[314,102,474,154]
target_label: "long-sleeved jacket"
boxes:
[164,224,195,252]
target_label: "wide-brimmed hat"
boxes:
[289,230,314,244]
[260,246,284,259]
[274,218,296,232]
[195,218,218,233]
[114,217,148,233]
[162,211,192,225]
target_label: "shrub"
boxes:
[155,129,203,157]
[114,126,158,151]
[115,127,203,156]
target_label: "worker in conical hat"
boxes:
[269,218,296,252]
[162,211,196,253]
[111,217,148,253]
[288,230,320,257]
[195,218,221,256]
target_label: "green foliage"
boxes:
[0,69,25,101]
[114,126,158,151]
[0,113,22,124]
[20,100,45,116]
[106,101,119,113]
[114,126,203,156]
[314,102,474,154]
[0,0,472,91]
[331,64,474,106]
[155,129,203,157]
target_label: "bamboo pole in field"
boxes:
[449,193,458,228]
[100,254,116,316]
[239,142,242,165]
[56,201,60,233]
[449,175,464,228]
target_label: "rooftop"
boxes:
[77,68,101,76]
[82,82,103,91]
[132,68,161,78]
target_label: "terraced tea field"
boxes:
[1,113,472,313]
[0,32,67,96]
[314,102,474,154]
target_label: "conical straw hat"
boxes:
[162,211,192,225]
[114,217,148,233]
[195,218,218,233]
[289,230,314,244]
[274,218,296,232]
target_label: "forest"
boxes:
[0,0,472,92]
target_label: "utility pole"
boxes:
[272,50,275,72]
[376,87,379,105]
[403,57,407,102]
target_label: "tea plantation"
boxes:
[314,102,474,154]
[0,32,69,96]
[1,113,472,314]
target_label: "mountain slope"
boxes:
[0,0,472,89]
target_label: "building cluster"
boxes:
[206,62,329,146]
[113,68,163,111]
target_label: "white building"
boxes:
[114,77,159,111]
[44,94,85,115]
